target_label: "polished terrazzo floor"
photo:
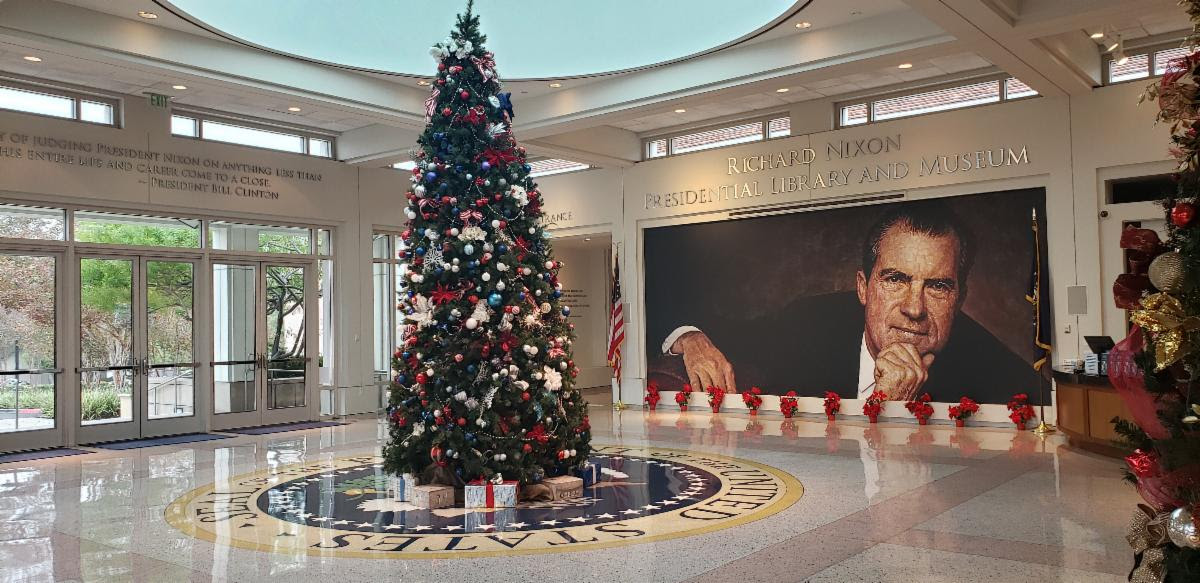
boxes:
[0,407,1138,582]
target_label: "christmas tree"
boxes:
[1110,2,1200,580]
[383,2,591,488]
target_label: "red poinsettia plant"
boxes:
[707,385,726,412]
[823,391,841,420]
[905,393,934,425]
[863,389,887,422]
[742,386,763,415]
[947,396,979,427]
[675,383,693,411]
[645,381,661,411]
[780,390,799,418]
[1007,393,1036,429]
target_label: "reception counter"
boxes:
[1053,371,1133,457]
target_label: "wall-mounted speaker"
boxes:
[1066,285,1087,316]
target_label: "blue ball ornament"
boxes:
[425,171,437,182]
[524,163,532,171]
[519,291,527,300]
[465,432,475,441]
[439,183,449,191]
[488,292,503,307]
[415,247,425,256]
[481,161,491,171]
[552,290,561,298]
[401,351,411,359]
[498,244,508,254]
[467,364,477,373]
[562,306,571,316]
[398,375,408,384]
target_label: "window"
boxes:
[837,75,1036,128]
[528,158,590,177]
[208,221,312,254]
[0,203,65,240]
[1105,43,1193,85]
[0,79,118,126]
[171,112,334,158]
[371,232,407,395]
[74,211,201,248]
[1110,53,1151,83]
[647,114,792,159]
[1155,47,1192,75]
[1108,174,1176,204]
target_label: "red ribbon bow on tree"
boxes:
[459,209,483,224]
[527,423,550,444]
[472,54,497,82]
[478,147,519,169]
[424,88,440,122]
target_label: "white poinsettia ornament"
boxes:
[543,366,563,391]
[510,185,529,207]
[405,294,435,329]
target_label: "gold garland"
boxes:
[1130,293,1200,370]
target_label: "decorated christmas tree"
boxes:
[382,2,591,488]
[1110,3,1200,580]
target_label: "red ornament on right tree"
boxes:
[1172,201,1196,227]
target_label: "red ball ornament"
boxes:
[437,79,445,86]
[415,373,428,384]
[460,90,469,99]
[457,417,466,426]
[522,443,532,453]
[521,391,531,401]
[430,445,443,461]
[1173,202,1197,227]
[498,220,507,229]
[442,107,452,116]
[437,63,446,71]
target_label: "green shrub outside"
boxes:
[0,384,126,420]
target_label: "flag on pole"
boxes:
[607,249,625,381]
[1026,208,1052,371]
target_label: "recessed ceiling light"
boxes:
[548,82,562,88]
[137,10,158,19]
[172,84,187,90]
[1090,31,1105,39]
[1117,53,1130,65]
[287,106,302,112]
[674,108,686,113]
[417,80,430,86]
[898,63,913,69]
[22,55,42,62]
[584,238,592,241]
[1106,40,1120,52]
[776,88,790,93]
[795,21,812,29]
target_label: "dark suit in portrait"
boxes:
[646,291,1039,404]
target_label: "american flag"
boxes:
[607,249,625,380]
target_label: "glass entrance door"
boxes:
[76,256,201,444]
[211,261,313,430]
[0,251,62,453]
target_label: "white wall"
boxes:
[0,79,1171,425]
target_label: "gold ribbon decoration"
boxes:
[1127,504,1170,583]
[1130,293,1200,371]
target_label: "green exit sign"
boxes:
[147,93,170,108]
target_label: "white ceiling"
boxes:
[0,0,1192,166]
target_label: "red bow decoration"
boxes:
[459,105,486,125]
[527,423,550,444]
[424,88,440,122]
[430,284,461,305]
[459,209,483,225]
[478,147,519,169]
[514,235,531,260]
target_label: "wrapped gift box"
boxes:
[410,484,454,509]
[543,475,583,500]
[600,467,629,482]
[389,473,418,502]
[464,479,519,508]
[465,507,517,532]
[574,463,599,487]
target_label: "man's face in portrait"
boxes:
[856,224,962,359]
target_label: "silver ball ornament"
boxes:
[1169,507,1200,549]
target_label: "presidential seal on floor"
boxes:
[165,444,801,558]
